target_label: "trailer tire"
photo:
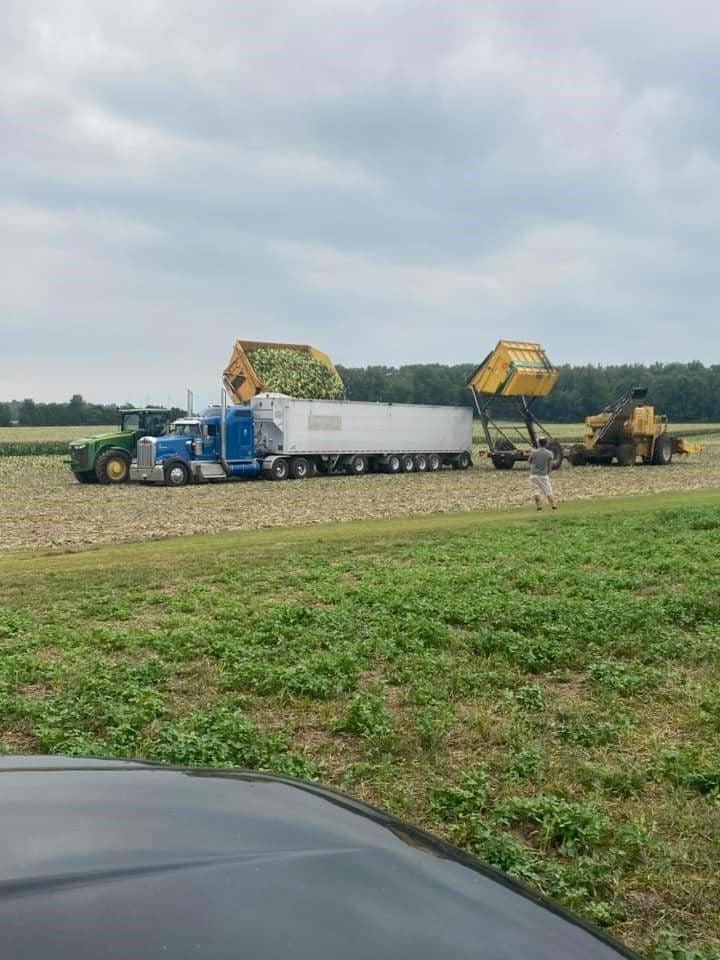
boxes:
[346,455,368,476]
[652,435,673,466]
[268,458,290,481]
[401,454,415,473]
[164,461,190,486]
[290,457,310,480]
[428,453,441,472]
[549,440,564,470]
[414,454,428,472]
[95,449,131,485]
[386,455,401,474]
[616,443,636,467]
[456,450,472,470]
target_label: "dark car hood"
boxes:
[0,756,638,959]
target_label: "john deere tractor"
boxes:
[67,408,170,484]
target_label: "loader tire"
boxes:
[652,435,673,466]
[568,445,586,467]
[95,450,131,484]
[616,443,636,467]
[491,454,514,470]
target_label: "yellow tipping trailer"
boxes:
[223,340,343,403]
[467,340,559,398]
[466,340,563,470]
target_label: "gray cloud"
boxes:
[2,0,719,406]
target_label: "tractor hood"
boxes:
[69,431,125,447]
[0,756,638,960]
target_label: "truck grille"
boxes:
[136,438,156,468]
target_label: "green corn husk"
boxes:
[250,348,345,400]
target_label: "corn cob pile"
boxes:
[250,348,344,400]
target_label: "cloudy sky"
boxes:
[3,1,719,407]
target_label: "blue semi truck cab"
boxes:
[130,406,263,486]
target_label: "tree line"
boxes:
[0,396,186,428]
[337,361,720,422]
[3,361,718,426]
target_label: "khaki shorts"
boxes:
[530,475,554,498]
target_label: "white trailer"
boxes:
[251,394,473,477]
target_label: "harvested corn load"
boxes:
[250,347,345,400]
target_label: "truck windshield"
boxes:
[172,422,201,436]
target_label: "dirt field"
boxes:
[1,437,718,553]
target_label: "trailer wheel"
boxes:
[428,453,441,472]
[346,455,368,476]
[401,454,415,473]
[652,435,673,465]
[616,443,636,467]
[414,454,428,472]
[386,455,401,474]
[549,441,564,470]
[290,457,310,480]
[95,450,131,484]
[164,461,190,486]
[456,450,472,470]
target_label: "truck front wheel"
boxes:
[95,450,131,484]
[164,462,190,486]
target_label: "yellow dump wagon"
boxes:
[466,340,562,470]
[223,340,343,403]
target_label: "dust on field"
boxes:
[1,437,718,553]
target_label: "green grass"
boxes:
[2,490,720,958]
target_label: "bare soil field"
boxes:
[1,437,718,553]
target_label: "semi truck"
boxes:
[130,393,473,485]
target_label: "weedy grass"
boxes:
[2,493,720,956]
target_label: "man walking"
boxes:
[528,438,557,511]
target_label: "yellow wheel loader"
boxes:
[568,387,702,466]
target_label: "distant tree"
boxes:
[18,398,37,426]
[0,403,11,427]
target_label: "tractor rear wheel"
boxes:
[652,435,673,465]
[95,450,131,484]
[616,443,636,467]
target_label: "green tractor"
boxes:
[67,407,171,484]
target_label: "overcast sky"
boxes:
[3,1,720,407]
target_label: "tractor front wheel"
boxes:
[73,471,97,484]
[95,450,131,484]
